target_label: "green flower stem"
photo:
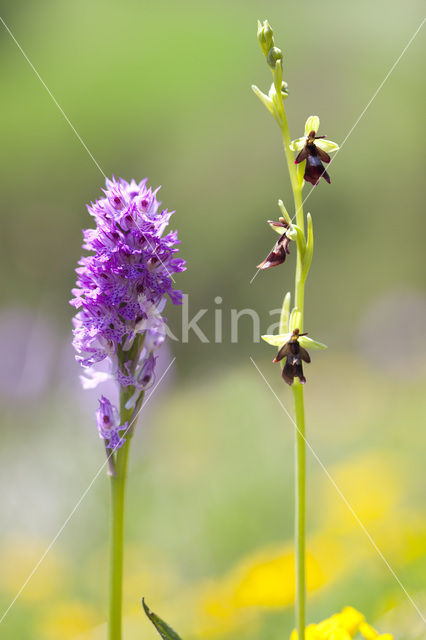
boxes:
[108,439,130,640]
[108,388,136,640]
[280,112,304,234]
[292,381,306,640]
[279,102,307,640]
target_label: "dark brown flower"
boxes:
[294,130,331,186]
[274,328,311,385]
[257,219,291,269]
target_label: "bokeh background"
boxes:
[0,1,425,638]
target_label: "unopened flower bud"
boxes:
[257,19,274,57]
[267,47,283,69]
[281,81,289,97]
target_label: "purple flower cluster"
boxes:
[70,177,185,449]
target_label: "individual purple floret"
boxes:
[96,395,128,450]
[70,177,185,449]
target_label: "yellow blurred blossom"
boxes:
[230,545,324,607]
[39,600,101,640]
[190,535,351,637]
[318,454,402,534]
[123,544,180,616]
[359,622,378,639]
[0,535,63,602]
[290,607,393,640]
[199,531,350,620]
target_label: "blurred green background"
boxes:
[0,1,425,638]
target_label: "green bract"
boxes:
[251,84,274,115]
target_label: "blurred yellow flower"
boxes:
[230,545,323,607]
[123,544,180,616]
[318,453,402,534]
[313,450,426,597]
[191,535,350,637]
[0,535,63,603]
[290,607,393,640]
[39,600,101,640]
[200,531,350,619]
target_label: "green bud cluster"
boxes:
[257,20,284,70]
[253,20,290,128]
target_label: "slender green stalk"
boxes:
[280,106,307,640]
[108,387,136,640]
[108,437,130,640]
[292,382,306,640]
[280,116,304,234]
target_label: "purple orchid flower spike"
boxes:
[70,177,186,450]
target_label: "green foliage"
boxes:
[142,599,183,640]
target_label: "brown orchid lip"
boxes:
[273,329,311,385]
[294,131,332,185]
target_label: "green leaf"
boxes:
[142,599,183,640]
[302,212,314,279]
[279,291,291,334]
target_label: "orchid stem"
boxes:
[280,112,304,234]
[108,389,134,640]
[292,381,306,640]
[108,443,129,640]
[280,104,306,640]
